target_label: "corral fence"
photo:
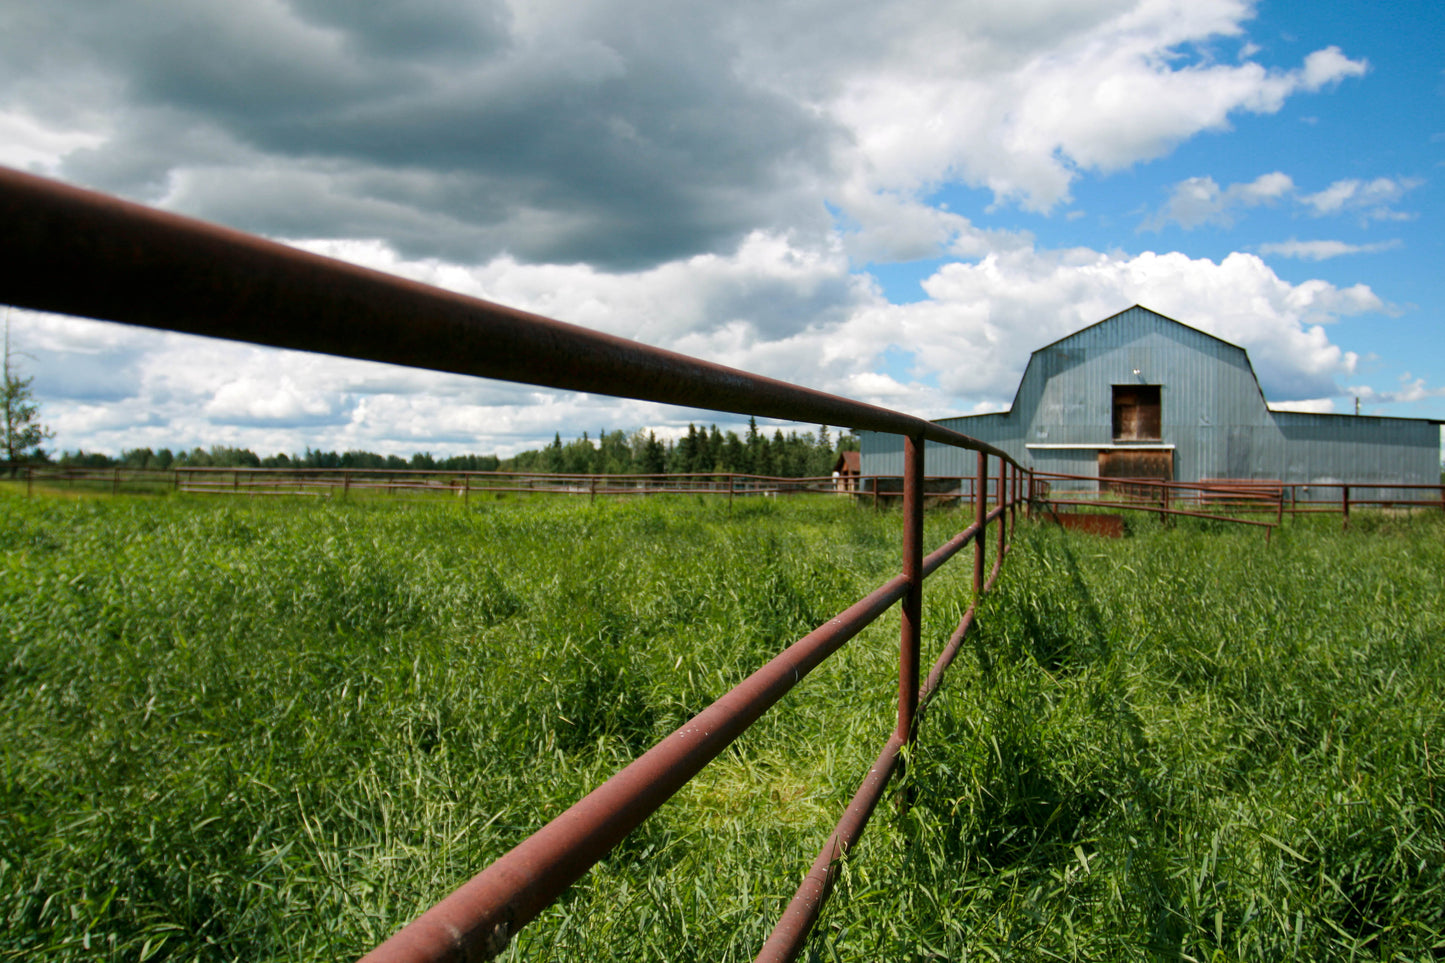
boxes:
[3,167,1031,963]
[1024,470,1445,533]
[16,464,877,501]
[21,465,1437,534]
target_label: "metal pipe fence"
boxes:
[16,464,979,507]
[1027,469,1445,533]
[1,167,1027,963]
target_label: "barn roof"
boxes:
[1032,304,1243,355]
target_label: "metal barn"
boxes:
[860,306,1442,498]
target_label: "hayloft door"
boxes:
[1112,385,1161,442]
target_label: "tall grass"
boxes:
[1,493,934,960]
[2,491,1441,960]
[819,512,1445,960]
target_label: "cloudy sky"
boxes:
[2,0,1442,459]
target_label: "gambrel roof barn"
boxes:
[861,306,1442,495]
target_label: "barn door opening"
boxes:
[1099,448,1173,498]
[1113,385,1161,442]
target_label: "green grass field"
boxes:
[1,490,1441,960]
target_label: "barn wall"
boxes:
[860,307,1441,497]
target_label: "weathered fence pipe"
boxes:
[897,435,924,745]
[0,167,1035,962]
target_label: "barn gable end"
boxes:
[860,306,1440,495]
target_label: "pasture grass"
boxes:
[822,509,1445,961]
[1,490,1442,960]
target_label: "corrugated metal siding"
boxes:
[860,306,1441,497]
[1272,412,1438,499]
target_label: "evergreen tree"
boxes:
[708,425,725,470]
[723,431,746,473]
[641,431,667,474]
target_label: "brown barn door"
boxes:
[1099,448,1173,498]
[1113,385,1161,441]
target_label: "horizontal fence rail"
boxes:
[16,465,872,499]
[0,167,1029,963]
[1029,469,1445,534]
[0,167,1011,461]
[16,465,1436,535]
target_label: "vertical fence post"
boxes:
[1342,484,1350,531]
[1009,464,1018,528]
[343,471,351,500]
[1160,481,1169,525]
[113,467,120,496]
[1005,465,1017,532]
[1005,462,1017,529]
[973,451,987,598]
[463,474,470,505]
[996,457,1006,558]
[728,473,734,511]
[898,435,924,751]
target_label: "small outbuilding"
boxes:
[860,305,1442,498]
[832,449,861,491]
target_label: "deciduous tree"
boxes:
[2,314,51,466]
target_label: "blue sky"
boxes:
[1,0,1441,459]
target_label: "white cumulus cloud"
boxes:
[1299,177,1422,221]
[840,247,1373,407]
[1145,171,1294,229]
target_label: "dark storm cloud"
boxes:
[8,0,838,269]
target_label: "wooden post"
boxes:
[1342,484,1350,531]
[113,467,120,496]
[463,474,470,505]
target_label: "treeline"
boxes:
[55,446,502,471]
[506,422,853,476]
[52,421,858,478]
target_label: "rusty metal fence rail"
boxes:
[16,463,1441,530]
[0,167,1029,963]
[1030,469,1445,534]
